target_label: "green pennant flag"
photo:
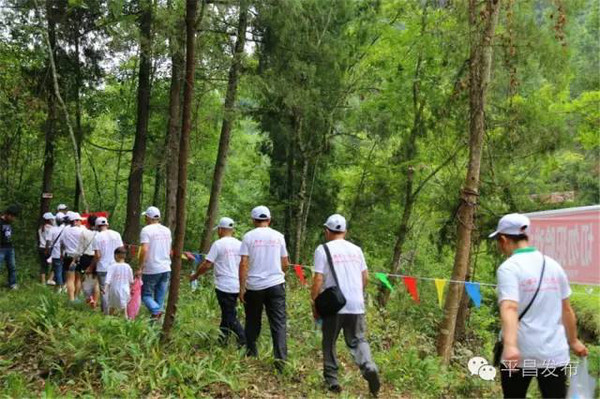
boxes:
[375,272,394,291]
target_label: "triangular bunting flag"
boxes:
[375,273,394,291]
[465,282,481,308]
[129,244,136,257]
[194,254,203,265]
[434,279,446,309]
[294,265,306,285]
[402,276,419,303]
[184,251,195,261]
[181,253,188,260]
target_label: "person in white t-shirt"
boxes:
[104,246,134,319]
[492,213,588,399]
[92,216,123,314]
[48,214,66,290]
[239,205,289,370]
[138,206,172,320]
[56,204,68,224]
[191,217,245,346]
[311,214,380,396]
[60,212,85,301]
[37,212,55,284]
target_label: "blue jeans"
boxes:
[142,272,170,315]
[52,258,64,286]
[0,248,17,287]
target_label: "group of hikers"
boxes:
[0,202,592,398]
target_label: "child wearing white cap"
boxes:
[491,213,588,398]
[191,217,245,346]
[311,214,380,396]
[38,212,55,284]
[239,205,289,370]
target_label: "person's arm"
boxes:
[190,259,213,281]
[562,298,589,357]
[311,272,324,319]
[281,256,289,273]
[137,243,149,276]
[500,300,520,367]
[239,255,249,303]
[362,270,368,291]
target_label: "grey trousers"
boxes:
[322,313,378,386]
[96,272,108,315]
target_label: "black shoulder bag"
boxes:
[493,256,546,366]
[315,243,347,317]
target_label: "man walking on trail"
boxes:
[138,206,172,321]
[48,213,66,290]
[492,213,588,399]
[239,205,289,371]
[191,217,246,347]
[0,205,21,289]
[60,212,85,301]
[310,214,380,397]
[56,204,68,222]
[92,216,123,314]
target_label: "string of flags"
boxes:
[122,243,598,306]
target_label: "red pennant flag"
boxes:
[294,265,306,285]
[184,251,195,261]
[129,244,136,257]
[402,276,420,303]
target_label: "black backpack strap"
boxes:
[518,255,546,321]
[323,243,341,288]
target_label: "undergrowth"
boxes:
[0,260,597,398]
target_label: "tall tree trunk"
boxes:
[36,0,89,213]
[162,0,202,341]
[436,0,501,364]
[123,0,153,244]
[74,38,83,210]
[40,0,57,216]
[284,135,295,243]
[293,156,309,263]
[377,165,415,306]
[199,0,248,253]
[164,4,185,231]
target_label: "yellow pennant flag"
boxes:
[434,279,447,309]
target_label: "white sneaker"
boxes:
[46,279,56,286]
[10,285,18,290]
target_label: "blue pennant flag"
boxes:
[194,253,203,265]
[465,282,481,308]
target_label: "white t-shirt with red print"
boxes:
[239,227,288,290]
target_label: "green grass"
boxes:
[0,260,597,398]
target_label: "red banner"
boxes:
[81,211,108,229]
[294,265,306,286]
[402,276,419,303]
[527,206,600,285]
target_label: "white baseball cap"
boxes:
[251,205,271,221]
[489,213,530,238]
[66,211,83,221]
[95,217,109,226]
[214,217,235,230]
[142,206,161,219]
[42,212,55,220]
[57,204,68,211]
[324,214,347,232]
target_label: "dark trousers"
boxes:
[244,283,287,362]
[501,368,567,399]
[322,313,378,386]
[215,289,246,346]
[0,248,17,287]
